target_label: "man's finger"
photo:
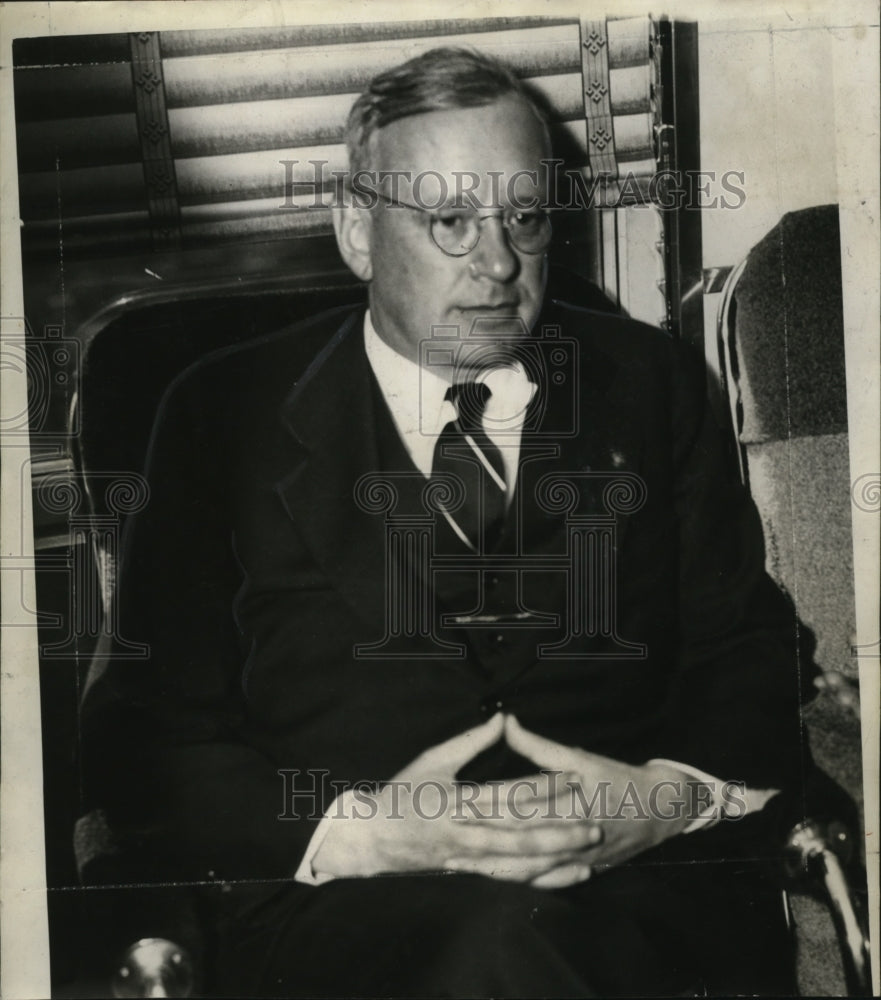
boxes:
[503,770,581,811]
[452,816,601,856]
[401,712,505,777]
[504,715,575,769]
[443,853,580,882]
[531,861,592,890]
[458,770,581,817]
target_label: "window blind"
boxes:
[14,16,662,258]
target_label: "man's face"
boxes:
[363,95,549,371]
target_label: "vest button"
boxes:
[479,697,504,715]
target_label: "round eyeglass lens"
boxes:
[430,209,551,256]
[430,211,479,255]
[506,210,551,253]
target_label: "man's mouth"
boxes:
[457,302,520,312]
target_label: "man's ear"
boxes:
[332,205,373,282]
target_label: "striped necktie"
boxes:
[430,381,507,553]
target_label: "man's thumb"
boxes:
[504,715,571,768]
[402,712,505,777]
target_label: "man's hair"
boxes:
[344,46,550,177]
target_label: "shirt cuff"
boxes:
[647,758,779,834]
[294,790,359,886]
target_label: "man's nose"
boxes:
[468,217,519,282]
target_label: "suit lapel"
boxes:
[484,328,644,683]
[557,332,644,534]
[275,311,390,636]
[502,330,640,552]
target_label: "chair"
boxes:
[50,278,361,997]
[716,204,871,995]
[70,246,870,996]
[67,266,617,997]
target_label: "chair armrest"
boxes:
[783,817,872,996]
[112,938,195,999]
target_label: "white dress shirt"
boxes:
[363,308,536,499]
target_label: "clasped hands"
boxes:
[311,714,693,889]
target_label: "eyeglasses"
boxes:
[370,192,552,257]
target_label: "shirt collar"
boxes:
[363,309,536,490]
[363,309,454,477]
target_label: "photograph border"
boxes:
[1,2,878,997]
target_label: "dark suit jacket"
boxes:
[82,300,815,892]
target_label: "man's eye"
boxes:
[509,211,544,231]
[434,211,472,231]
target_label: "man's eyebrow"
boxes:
[435,201,477,213]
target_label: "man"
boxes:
[84,48,815,996]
